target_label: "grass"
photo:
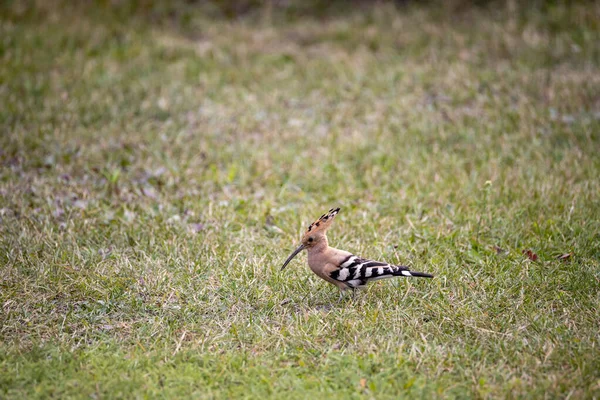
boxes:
[1,0,599,398]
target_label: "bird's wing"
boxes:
[327,255,409,289]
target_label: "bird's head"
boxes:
[281,207,340,271]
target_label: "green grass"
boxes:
[1,0,599,398]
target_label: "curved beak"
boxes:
[281,244,306,271]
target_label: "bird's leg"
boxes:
[338,289,344,301]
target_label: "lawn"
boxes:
[1,0,599,398]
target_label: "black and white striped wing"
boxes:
[328,255,411,289]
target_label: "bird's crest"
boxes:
[304,207,340,237]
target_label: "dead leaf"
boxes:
[522,249,538,262]
[360,378,367,389]
[493,245,505,254]
[556,253,571,261]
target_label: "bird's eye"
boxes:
[308,237,314,243]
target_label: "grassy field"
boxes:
[1,0,599,398]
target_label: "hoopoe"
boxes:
[281,208,433,299]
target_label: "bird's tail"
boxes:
[393,266,434,278]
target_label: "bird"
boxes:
[281,207,433,299]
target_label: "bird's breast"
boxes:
[306,247,354,289]
[307,252,326,275]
